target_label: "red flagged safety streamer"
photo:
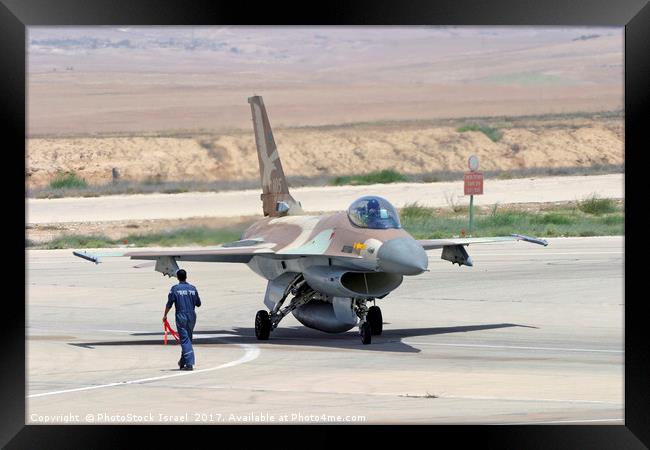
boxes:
[163,318,180,345]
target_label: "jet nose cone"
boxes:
[377,237,428,275]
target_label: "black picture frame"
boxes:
[5,0,648,447]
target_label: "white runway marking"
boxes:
[404,341,623,353]
[28,341,260,399]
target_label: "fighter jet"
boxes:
[74,96,547,344]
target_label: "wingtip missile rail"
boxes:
[72,251,101,264]
[511,234,549,247]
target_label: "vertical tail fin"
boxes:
[248,95,302,217]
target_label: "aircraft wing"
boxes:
[417,233,548,250]
[72,238,278,275]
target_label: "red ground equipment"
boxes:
[163,318,180,345]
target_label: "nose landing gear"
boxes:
[367,305,383,336]
[360,321,372,345]
[354,299,383,344]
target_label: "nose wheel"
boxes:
[354,300,383,345]
[368,305,383,335]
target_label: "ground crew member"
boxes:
[163,269,201,370]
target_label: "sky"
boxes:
[28,26,622,85]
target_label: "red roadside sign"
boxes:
[464,172,483,195]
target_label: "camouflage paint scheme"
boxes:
[248,96,302,218]
[73,96,547,342]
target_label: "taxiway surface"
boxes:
[27,174,623,224]
[26,236,623,424]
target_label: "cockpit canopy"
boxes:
[347,196,401,229]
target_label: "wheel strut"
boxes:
[353,298,372,345]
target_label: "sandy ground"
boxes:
[27,73,622,138]
[26,236,623,424]
[27,29,623,136]
[27,28,624,192]
[26,174,624,225]
[26,115,623,188]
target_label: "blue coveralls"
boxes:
[167,281,201,367]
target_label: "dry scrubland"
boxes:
[27,113,623,189]
[27,29,623,189]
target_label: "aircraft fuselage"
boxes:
[242,211,429,281]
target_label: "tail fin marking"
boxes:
[248,95,302,217]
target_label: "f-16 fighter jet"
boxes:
[74,96,547,344]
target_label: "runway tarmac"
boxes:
[26,236,624,424]
[27,174,623,224]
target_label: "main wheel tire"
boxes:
[255,310,271,340]
[368,305,383,335]
[360,321,372,345]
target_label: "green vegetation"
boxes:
[401,203,435,220]
[530,212,573,225]
[28,165,624,199]
[142,174,166,186]
[45,234,114,249]
[38,227,244,250]
[400,201,623,239]
[456,124,503,142]
[331,169,409,186]
[577,195,618,215]
[48,171,88,189]
[29,200,623,250]
[122,227,242,247]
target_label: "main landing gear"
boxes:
[255,310,271,340]
[354,299,383,345]
[254,277,385,345]
[255,274,313,341]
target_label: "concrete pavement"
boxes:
[26,236,623,424]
